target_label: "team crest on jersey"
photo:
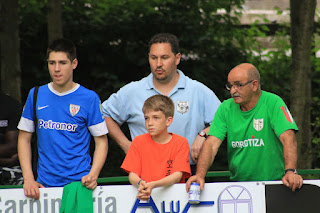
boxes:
[177,101,189,114]
[69,104,80,116]
[253,118,264,131]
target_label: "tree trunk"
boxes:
[0,0,21,101]
[47,0,63,45]
[290,0,316,169]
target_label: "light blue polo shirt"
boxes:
[102,70,221,164]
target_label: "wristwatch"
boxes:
[198,131,208,139]
[285,169,297,174]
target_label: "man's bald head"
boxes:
[229,63,260,84]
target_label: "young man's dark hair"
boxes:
[46,38,77,61]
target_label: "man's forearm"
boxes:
[0,155,19,166]
[0,144,17,158]
[196,136,222,178]
[0,130,19,157]
[279,130,303,191]
[201,126,211,135]
[280,130,298,169]
[105,117,131,153]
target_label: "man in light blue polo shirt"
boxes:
[102,33,221,173]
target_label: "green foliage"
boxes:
[311,97,320,168]
[241,13,292,103]
[19,0,48,100]
[19,0,247,101]
[309,13,320,169]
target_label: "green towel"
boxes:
[60,181,93,213]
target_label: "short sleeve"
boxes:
[18,88,36,132]
[121,140,141,176]
[87,93,108,136]
[171,137,191,181]
[101,89,129,125]
[208,102,227,141]
[203,88,221,125]
[270,98,298,137]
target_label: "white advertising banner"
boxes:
[0,180,319,213]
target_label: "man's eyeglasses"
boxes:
[225,80,254,91]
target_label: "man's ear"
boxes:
[252,80,259,92]
[175,53,181,66]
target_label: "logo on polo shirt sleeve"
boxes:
[280,106,293,123]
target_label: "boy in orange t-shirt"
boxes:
[121,94,191,201]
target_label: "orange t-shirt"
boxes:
[121,133,191,183]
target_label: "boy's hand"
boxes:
[23,179,45,199]
[137,181,155,201]
[82,174,98,190]
[137,180,146,191]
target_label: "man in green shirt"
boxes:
[186,63,303,192]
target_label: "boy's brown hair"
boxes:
[142,95,174,118]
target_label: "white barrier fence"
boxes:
[0,180,319,213]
